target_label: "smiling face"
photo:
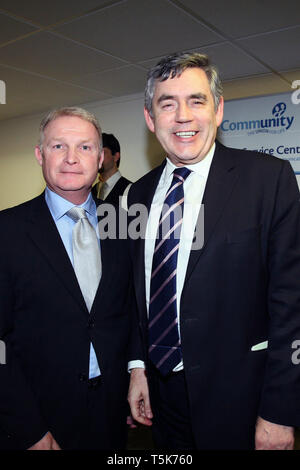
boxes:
[35,115,103,204]
[144,68,224,166]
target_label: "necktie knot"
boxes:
[173,167,191,183]
[67,206,87,222]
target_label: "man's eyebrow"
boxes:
[156,92,208,104]
[47,138,95,144]
[157,94,175,104]
[189,93,208,101]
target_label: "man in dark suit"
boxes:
[127,52,300,450]
[0,107,132,450]
[92,133,131,205]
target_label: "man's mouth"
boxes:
[174,131,197,138]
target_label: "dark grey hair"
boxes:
[38,106,102,154]
[145,51,223,117]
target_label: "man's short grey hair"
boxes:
[145,51,223,117]
[38,106,102,154]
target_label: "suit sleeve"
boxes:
[259,161,300,425]
[128,286,145,365]
[0,215,47,449]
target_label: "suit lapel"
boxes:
[27,193,88,313]
[185,142,239,281]
[94,198,117,303]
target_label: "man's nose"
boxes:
[64,147,79,163]
[175,102,193,122]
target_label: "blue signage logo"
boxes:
[221,102,294,135]
[272,102,286,117]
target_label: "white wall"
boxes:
[0,92,299,211]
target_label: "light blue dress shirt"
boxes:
[45,187,101,378]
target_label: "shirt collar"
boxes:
[164,142,215,184]
[105,170,121,188]
[45,187,96,221]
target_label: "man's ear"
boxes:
[216,96,224,127]
[144,107,155,133]
[114,151,120,165]
[34,145,43,166]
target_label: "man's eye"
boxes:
[53,144,63,149]
[80,145,94,152]
[162,103,174,110]
[191,99,205,106]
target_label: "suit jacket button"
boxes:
[78,373,87,382]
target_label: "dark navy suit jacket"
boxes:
[128,141,300,449]
[0,193,132,449]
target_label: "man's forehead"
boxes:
[153,68,211,97]
[44,116,98,137]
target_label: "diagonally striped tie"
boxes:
[148,167,191,376]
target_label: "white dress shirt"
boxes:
[130,143,215,372]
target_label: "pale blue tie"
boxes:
[67,207,101,378]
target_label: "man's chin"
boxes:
[54,185,88,195]
[56,177,87,192]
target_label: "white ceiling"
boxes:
[0,0,299,121]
